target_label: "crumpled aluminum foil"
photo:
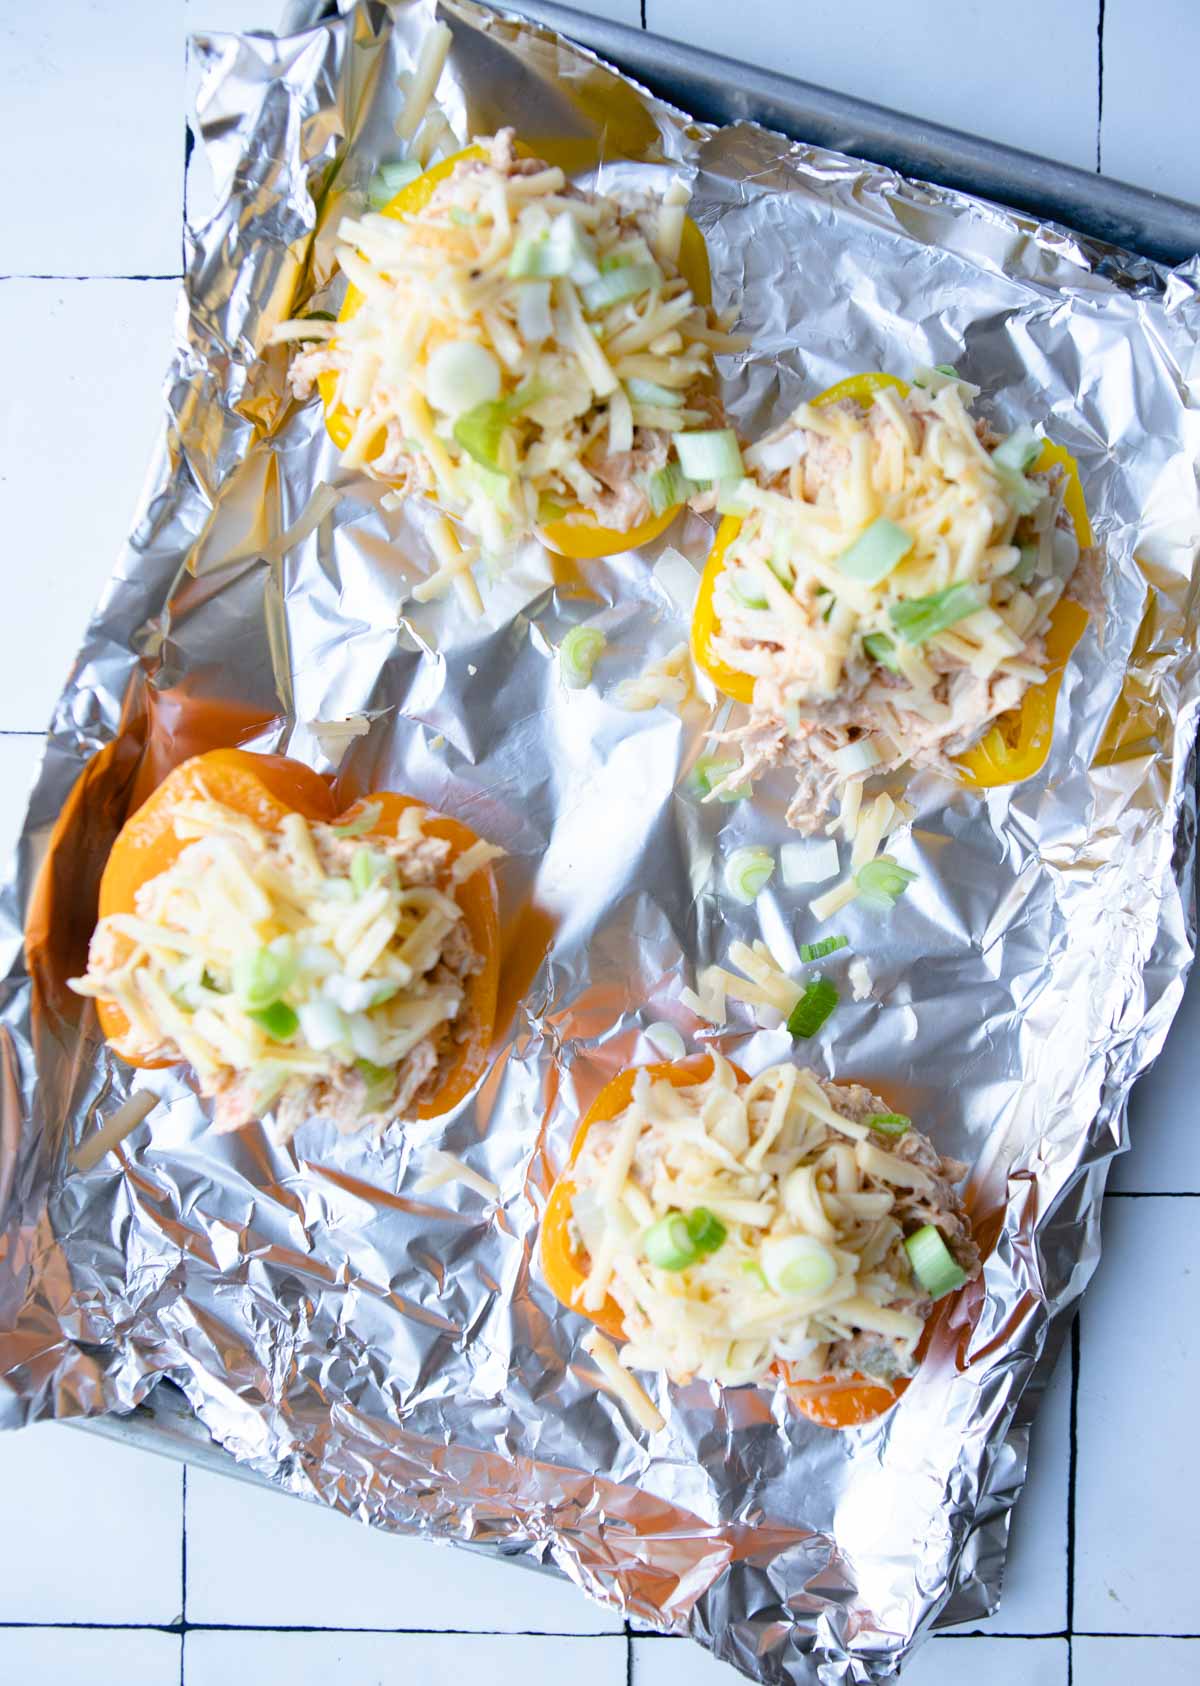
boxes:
[2,1,1199,1679]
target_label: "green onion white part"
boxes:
[559,625,607,689]
[723,845,776,904]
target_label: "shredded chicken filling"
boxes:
[69,790,481,1141]
[706,380,1088,829]
[567,1054,979,1389]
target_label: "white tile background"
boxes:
[0,2,1197,1683]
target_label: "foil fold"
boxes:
[1,2,1199,1680]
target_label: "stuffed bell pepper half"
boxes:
[69,749,501,1141]
[542,1052,979,1428]
[690,370,1095,829]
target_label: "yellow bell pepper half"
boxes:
[689,373,1092,790]
[314,145,714,562]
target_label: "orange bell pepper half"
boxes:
[314,144,714,562]
[689,373,1092,789]
[93,747,500,1122]
[541,1054,907,1429]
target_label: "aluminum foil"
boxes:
[2,1,1199,1679]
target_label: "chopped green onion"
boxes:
[449,206,480,227]
[761,1235,837,1296]
[935,362,958,378]
[687,755,749,803]
[716,477,754,518]
[731,571,769,610]
[889,583,984,644]
[684,1207,726,1256]
[995,461,1047,517]
[559,625,606,689]
[799,935,848,963]
[786,977,838,1038]
[304,309,337,322]
[426,340,502,418]
[452,383,542,472]
[822,595,836,622]
[723,845,775,904]
[992,426,1040,474]
[673,428,743,483]
[837,516,914,585]
[740,1259,768,1288]
[350,846,389,895]
[643,461,694,517]
[643,1213,699,1271]
[626,376,683,408]
[232,946,297,1011]
[866,1112,911,1135]
[1009,543,1039,585]
[331,800,383,839]
[582,262,660,313]
[356,1057,395,1103]
[862,631,900,671]
[247,1001,299,1041]
[904,1224,967,1300]
[367,159,422,207]
[855,854,918,912]
[507,232,564,279]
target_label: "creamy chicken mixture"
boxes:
[70,790,487,1141]
[278,130,732,565]
[703,374,1088,830]
[566,1054,979,1388]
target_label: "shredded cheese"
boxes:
[580,1330,665,1433]
[72,1090,160,1173]
[612,642,693,713]
[413,1148,500,1202]
[564,1058,973,1388]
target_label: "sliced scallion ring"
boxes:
[684,1207,726,1255]
[559,625,607,689]
[643,1213,699,1271]
[233,946,297,1011]
[247,1001,300,1042]
[866,1112,911,1135]
[855,855,918,913]
[992,425,1040,474]
[904,1224,967,1300]
[889,583,984,645]
[760,1235,837,1297]
[330,800,384,839]
[687,756,750,803]
[723,845,775,904]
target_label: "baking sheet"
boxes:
[2,2,1199,1680]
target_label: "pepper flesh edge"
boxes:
[540,1053,906,1428]
[316,145,715,561]
[93,747,499,1123]
[688,373,1092,787]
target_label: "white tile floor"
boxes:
[0,2,1197,1683]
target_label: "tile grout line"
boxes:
[0,274,183,284]
[1096,0,1107,173]
[179,1464,188,1686]
[1065,1315,1081,1684]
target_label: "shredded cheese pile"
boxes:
[710,375,1082,829]
[567,1054,975,1388]
[70,788,497,1142]
[278,130,731,573]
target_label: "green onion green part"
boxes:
[643,460,693,517]
[866,1112,911,1135]
[233,946,297,1012]
[687,755,750,803]
[684,1207,727,1255]
[626,376,683,408]
[837,516,914,585]
[673,428,744,484]
[247,1001,300,1042]
[904,1224,967,1300]
[786,977,838,1039]
[643,1213,699,1271]
[855,854,918,913]
[863,631,900,671]
[889,583,984,644]
[798,935,848,963]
